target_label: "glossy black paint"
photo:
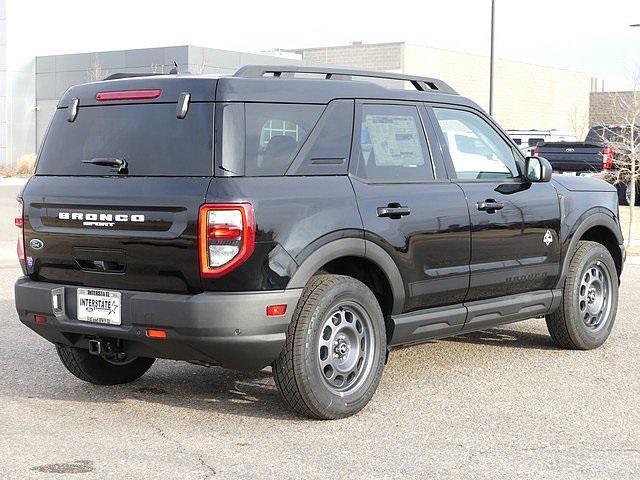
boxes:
[21,176,208,294]
[352,177,470,311]
[457,181,562,301]
[201,176,363,292]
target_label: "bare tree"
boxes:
[87,58,105,82]
[599,72,640,248]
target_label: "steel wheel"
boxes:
[578,261,612,331]
[317,302,374,395]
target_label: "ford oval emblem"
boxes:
[29,238,44,250]
[565,148,575,152]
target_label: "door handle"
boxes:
[477,199,504,212]
[377,205,411,218]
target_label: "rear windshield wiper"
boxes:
[82,157,128,174]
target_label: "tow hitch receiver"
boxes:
[87,338,128,362]
[88,339,101,355]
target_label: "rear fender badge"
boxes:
[29,238,44,250]
[543,230,553,246]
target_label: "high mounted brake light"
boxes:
[198,204,255,278]
[95,89,162,101]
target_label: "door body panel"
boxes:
[351,179,470,311]
[460,181,561,301]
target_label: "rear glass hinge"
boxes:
[177,92,191,119]
[68,98,79,122]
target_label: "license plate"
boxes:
[561,171,577,176]
[77,288,121,325]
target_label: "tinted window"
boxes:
[288,100,353,175]
[433,108,519,180]
[37,103,213,176]
[356,104,433,182]
[528,137,544,147]
[245,103,323,176]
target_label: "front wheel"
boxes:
[273,275,387,419]
[546,241,618,350]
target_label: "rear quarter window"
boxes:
[244,103,324,176]
[37,103,214,176]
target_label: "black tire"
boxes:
[56,345,155,385]
[546,241,618,350]
[273,274,386,419]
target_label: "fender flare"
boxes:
[557,209,623,288]
[287,238,406,314]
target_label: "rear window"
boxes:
[37,103,214,176]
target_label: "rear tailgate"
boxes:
[537,142,603,172]
[23,78,215,293]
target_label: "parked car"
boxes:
[507,129,577,156]
[535,125,639,205]
[14,65,625,419]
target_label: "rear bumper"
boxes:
[15,277,302,371]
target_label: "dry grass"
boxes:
[0,154,36,177]
[619,206,640,255]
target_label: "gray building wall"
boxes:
[35,45,301,152]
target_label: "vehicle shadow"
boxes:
[33,363,299,420]
[442,327,558,350]
[4,295,300,421]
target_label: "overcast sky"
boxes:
[10,0,640,89]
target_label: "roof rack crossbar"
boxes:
[234,65,458,95]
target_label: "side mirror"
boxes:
[525,156,552,183]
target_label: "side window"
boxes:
[356,104,433,182]
[433,108,519,180]
[287,100,353,175]
[245,103,323,176]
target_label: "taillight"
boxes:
[198,203,255,278]
[602,147,615,170]
[16,198,25,262]
[533,146,541,156]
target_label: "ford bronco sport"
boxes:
[15,65,625,419]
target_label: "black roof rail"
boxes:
[234,65,458,95]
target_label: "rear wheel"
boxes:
[56,345,155,385]
[546,241,618,349]
[273,274,386,419]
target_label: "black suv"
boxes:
[15,65,625,419]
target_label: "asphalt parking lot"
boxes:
[0,182,639,479]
